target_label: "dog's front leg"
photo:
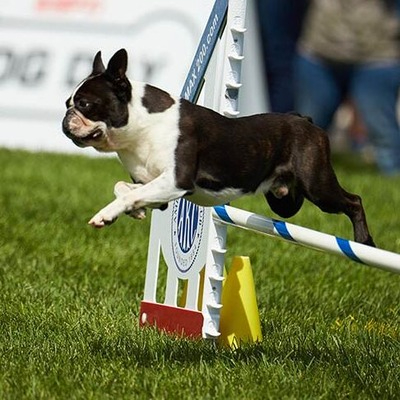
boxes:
[88,172,187,228]
[114,181,146,220]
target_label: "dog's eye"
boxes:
[78,99,91,109]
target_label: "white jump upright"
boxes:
[140,0,247,339]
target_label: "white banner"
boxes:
[0,0,267,154]
[0,0,214,154]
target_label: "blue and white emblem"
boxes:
[171,198,205,273]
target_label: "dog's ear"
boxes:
[92,51,106,75]
[106,49,128,80]
[105,49,131,102]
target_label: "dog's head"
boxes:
[62,49,132,151]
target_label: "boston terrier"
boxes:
[62,49,375,246]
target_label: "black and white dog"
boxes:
[62,49,375,246]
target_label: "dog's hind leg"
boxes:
[264,171,304,218]
[265,189,304,219]
[114,181,146,220]
[302,172,375,247]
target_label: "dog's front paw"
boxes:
[88,199,127,228]
[88,213,117,228]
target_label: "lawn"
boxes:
[1,147,400,399]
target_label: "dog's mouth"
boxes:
[84,128,104,141]
[63,110,114,151]
[63,109,106,144]
[71,128,105,147]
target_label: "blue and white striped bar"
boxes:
[213,205,400,275]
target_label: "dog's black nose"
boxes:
[62,115,72,136]
[62,109,78,139]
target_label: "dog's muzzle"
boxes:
[62,108,104,147]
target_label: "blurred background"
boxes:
[0,0,399,173]
[0,0,267,155]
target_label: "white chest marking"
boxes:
[116,82,181,184]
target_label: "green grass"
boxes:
[1,147,400,399]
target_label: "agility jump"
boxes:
[61,0,400,342]
[138,0,400,341]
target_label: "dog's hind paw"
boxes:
[363,236,376,247]
[114,181,142,197]
[114,181,146,220]
[126,208,146,220]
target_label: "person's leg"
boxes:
[294,53,345,130]
[256,0,308,112]
[351,62,400,175]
